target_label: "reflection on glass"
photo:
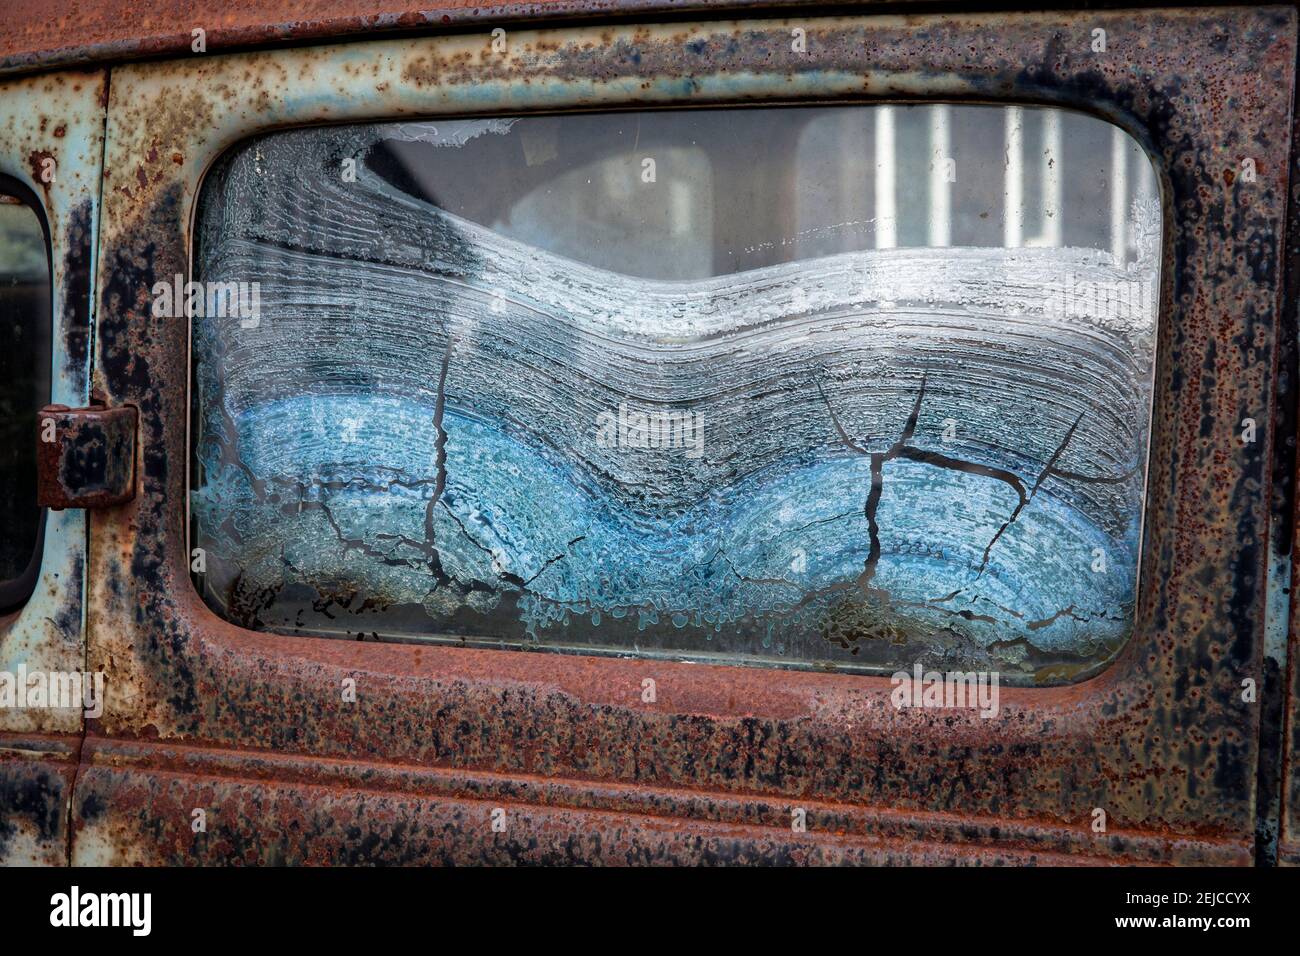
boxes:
[193,105,1160,683]
[0,191,50,608]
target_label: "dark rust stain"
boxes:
[26,148,53,197]
[61,199,94,376]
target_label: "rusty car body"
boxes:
[2,1,1300,867]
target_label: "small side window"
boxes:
[0,180,51,611]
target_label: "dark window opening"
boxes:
[0,175,51,612]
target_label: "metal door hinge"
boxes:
[36,404,138,510]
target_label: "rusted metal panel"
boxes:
[1283,422,1300,864]
[0,70,104,745]
[86,9,1295,863]
[1265,26,1300,868]
[36,404,138,511]
[0,733,79,866]
[70,734,1247,864]
[0,0,935,78]
[84,763,1104,866]
[1283,643,1300,863]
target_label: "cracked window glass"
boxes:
[0,189,50,611]
[192,105,1160,684]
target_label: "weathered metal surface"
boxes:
[1262,34,1300,867]
[86,10,1294,863]
[70,734,1246,864]
[36,404,138,511]
[83,766,1103,866]
[1283,245,1300,867]
[1283,619,1300,863]
[0,733,79,866]
[0,71,103,748]
[0,0,932,78]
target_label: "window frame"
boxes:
[83,10,1294,865]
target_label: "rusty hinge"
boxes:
[36,403,138,510]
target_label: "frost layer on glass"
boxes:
[192,106,1160,683]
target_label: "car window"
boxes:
[190,104,1160,684]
